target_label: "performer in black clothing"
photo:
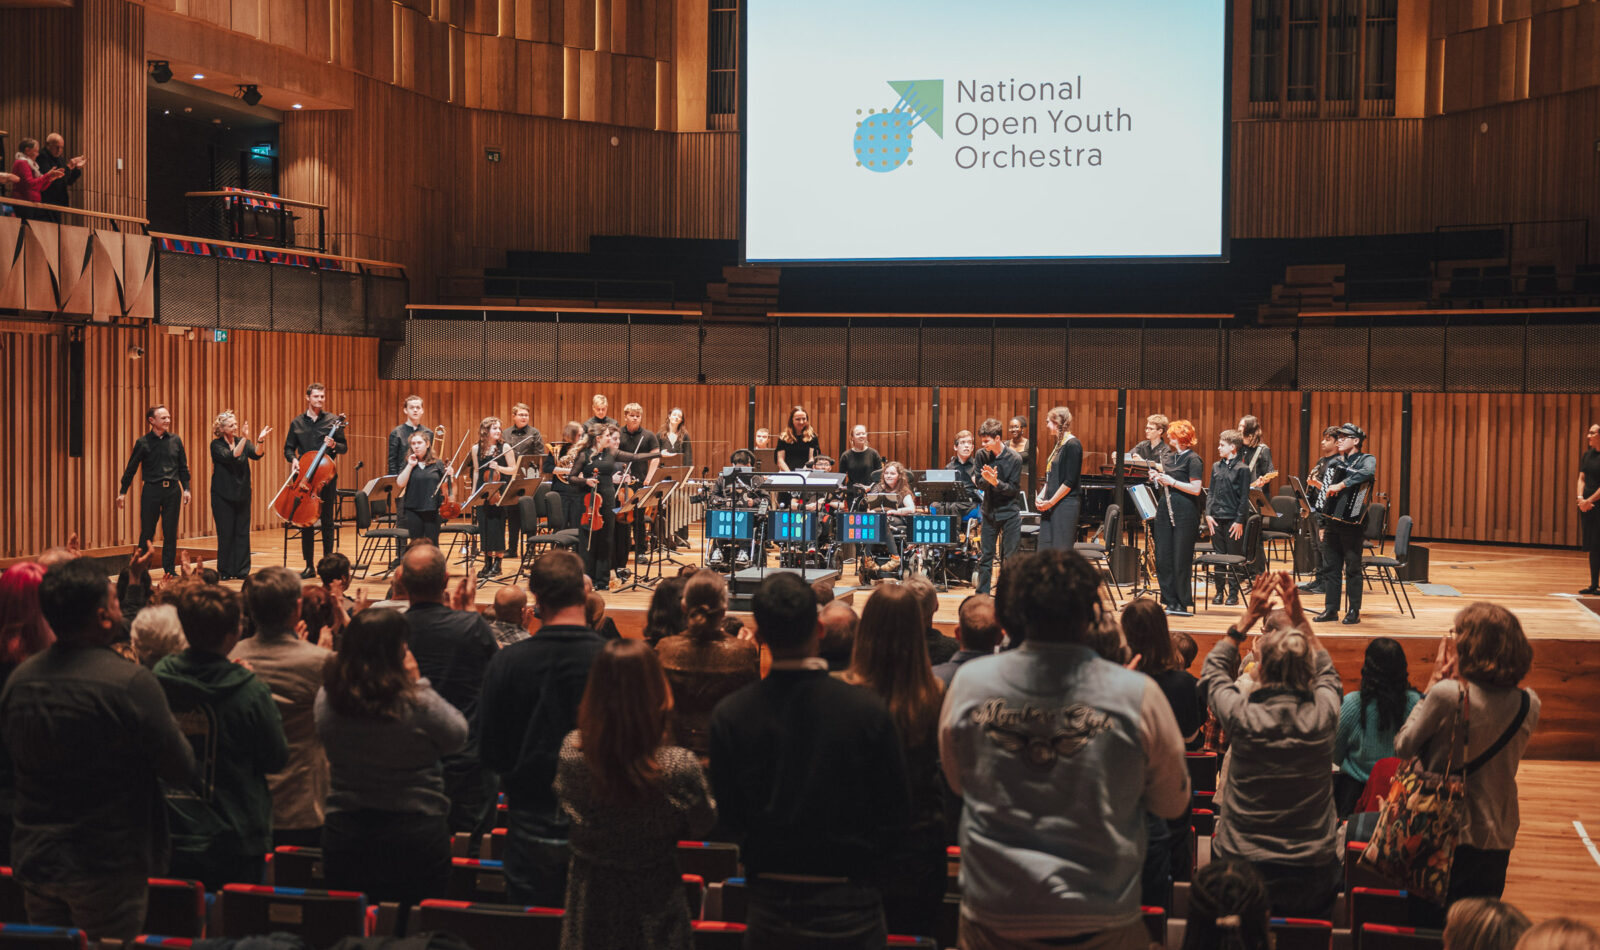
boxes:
[1205,429,1254,605]
[862,461,917,578]
[805,456,845,549]
[659,407,692,469]
[117,404,191,575]
[1007,415,1032,494]
[840,424,884,489]
[1580,423,1600,595]
[1035,406,1082,551]
[1311,422,1376,625]
[614,402,661,574]
[551,421,591,529]
[777,406,820,472]
[974,418,1023,596]
[387,394,426,475]
[469,417,519,579]
[209,411,272,579]
[1150,420,1204,616]
[1238,415,1277,490]
[1128,414,1173,465]
[283,383,348,578]
[1298,426,1342,594]
[396,429,451,546]
[583,393,614,430]
[503,402,545,558]
[580,424,623,588]
[943,429,980,524]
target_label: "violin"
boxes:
[436,427,471,520]
[616,483,637,524]
[271,415,349,527]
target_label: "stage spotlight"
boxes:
[148,61,172,84]
[236,84,262,107]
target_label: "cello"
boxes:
[271,414,349,526]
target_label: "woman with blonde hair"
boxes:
[1035,406,1082,551]
[210,410,272,579]
[1396,602,1539,926]
[1443,898,1531,950]
[1515,919,1600,950]
[556,639,715,949]
[653,571,758,757]
[777,405,819,471]
[468,416,519,579]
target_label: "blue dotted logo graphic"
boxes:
[853,80,944,174]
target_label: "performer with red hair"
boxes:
[1150,419,1204,616]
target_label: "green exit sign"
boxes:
[485,148,502,163]
[213,330,229,343]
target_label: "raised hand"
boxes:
[66,532,82,558]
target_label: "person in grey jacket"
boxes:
[1200,572,1342,921]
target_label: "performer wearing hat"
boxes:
[1311,422,1375,624]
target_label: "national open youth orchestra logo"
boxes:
[853,79,943,173]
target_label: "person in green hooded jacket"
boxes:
[155,584,289,890]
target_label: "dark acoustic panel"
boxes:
[1297,326,1369,391]
[1141,328,1221,389]
[921,324,992,386]
[700,324,771,384]
[1370,325,1442,392]
[849,325,920,386]
[405,319,484,381]
[378,341,410,380]
[1227,328,1297,390]
[1445,324,1525,393]
[629,322,700,383]
[215,258,272,330]
[320,272,366,335]
[557,318,629,383]
[776,324,845,385]
[994,325,1067,386]
[269,266,321,332]
[367,276,408,340]
[1525,323,1600,393]
[1067,327,1141,388]
[157,253,219,328]
[485,318,558,381]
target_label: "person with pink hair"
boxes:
[0,562,53,668]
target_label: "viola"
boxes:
[272,415,348,527]
[616,483,637,524]
[581,487,603,528]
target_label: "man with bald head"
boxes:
[36,133,84,219]
[400,544,498,835]
[489,587,530,646]
[816,600,858,671]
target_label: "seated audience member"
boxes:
[298,584,340,649]
[1123,597,1204,908]
[654,571,758,758]
[1199,573,1341,920]
[0,561,53,863]
[156,584,288,889]
[1174,630,1199,672]
[812,576,835,606]
[641,575,690,646]
[941,549,1189,949]
[1083,610,1130,663]
[232,566,333,848]
[841,582,947,936]
[131,604,185,668]
[479,550,605,907]
[556,639,716,949]
[1516,919,1600,950]
[817,599,859,671]
[1396,603,1539,926]
[489,585,531,646]
[317,553,356,612]
[586,590,619,639]
[1180,860,1272,950]
[709,572,912,948]
[399,544,498,836]
[1,559,194,941]
[932,593,999,685]
[316,608,466,910]
[903,572,958,665]
[1444,898,1531,950]
[1334,636,1422,816]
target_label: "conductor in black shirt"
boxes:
[386,394,426,476]
[974,417,1023,595]
[117,404,191,575]
[1035,406,1082,551]
[210,411,272,580]
[283,383,347,578]
[1205,429,1253,605]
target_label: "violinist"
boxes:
[615,402,661,577]
[395,429,453,546]
[387,394,425,476]
[117,404,191,576]
[284,383,347,578]
[468,416,519,580]
[580,423,623,589]
[552,421,590,529]
[504,402,545,558]
[973,418,1022,596]
[210,410,272,580]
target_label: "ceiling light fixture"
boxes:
[148,60,173,83]
[236,84,262,107]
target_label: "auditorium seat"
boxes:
[885,937,936,948]
[133,938,193,949]
[1349,888,1409,949]
[691,920,746,949]
[706,878,747,923]
[218,884,369,945]
[1344,843,1396,893]
[676,841,740,883]
[485,828,507,860]
[1361,924,1444,950]
[145,878,207,938]
[682,874,706,920]
[447,858,510,903]
[938,894,961,949]
[1185,753,1219,793]
[0,925,87,950]
[270,846,326,888]
[449,832,476,858]
[946,845,961,893]
[1271,917,1334,950]
[411,900,563,950]
[0,869,27,923]
[1142,906,1167,945]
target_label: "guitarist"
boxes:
[580,424,623,590]
[1239,415,1279,574]
[284,382,347,578]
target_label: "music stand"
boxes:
[614,481,672,592]
[1126,483,1162,599]
[1250,488,1278,520]
[361,475,403,577]
[750,447,778,471]
[482,473,544,587]
[651,468,694,567]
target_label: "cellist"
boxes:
[283,382,347,578]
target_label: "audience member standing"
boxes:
[1396,603,1539,927]
[556,640,716,950]
[709,572,911,949]
[232,566,333,847]
[9,139,64,217]
[1333,636,1421,816]
[0,562,53,864]
[1,559,194,941]
[155,585,288,889]
[316,608,466,910]
[940,549,1189,950]
[1199,575,1342,920]
[479,551,605,906]
[35,134,83,216]
[932,593,998,685]
[655,571,758,759]
[399,544,499,835]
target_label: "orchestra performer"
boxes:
[209,411,271,580]
[1238,415,1277,490]
[117,405,192,576]
[944,429,980,523]
[1311,422,1375,625]
[1007,415,1032,491]
[974,418,1023,596]
[552,421,590,529]
[1580,423,1600,595]
[754,428,773,450]
[283,383,347,578]
[616,402,661,574]
[468,416,519,580]
[1298,426,1342,594]
[1204,429,1253,605]
[806,455,843,550]
[1035,406,1082,551]
[584,394,614,429]
[580,423,624,588]
[387,394,425,475]
[1128,414,1173,464]
[864,461,917,577]
[659,407,692,547]
[777,407,819,471]
[1149,419,1203,616]
[840,424,884,492]
[395,429,452,547]
[503,402,545,560]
